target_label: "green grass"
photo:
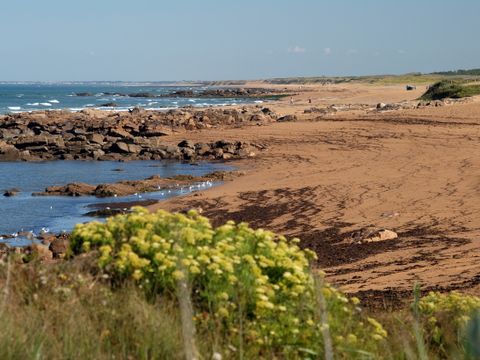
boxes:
[1,258,479,359]
[420,80,480,100]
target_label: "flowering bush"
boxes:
[70,207,387,357]
[418,291,480,352]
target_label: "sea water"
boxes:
[0,160,231,245]
[0,82,261,114]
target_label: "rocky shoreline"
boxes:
[33,170,244,197]
[74,87,290,100]
[0,107,276,161]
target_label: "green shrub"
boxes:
[70,207,387,358]
[420,80,480,100]
[418,291,480,356]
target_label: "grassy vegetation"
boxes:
[420,80,480,100]
[1,208,480,359]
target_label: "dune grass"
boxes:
[420,80,480,100]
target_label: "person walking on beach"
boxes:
[290,97,294,105]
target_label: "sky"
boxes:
[0,0,478,81]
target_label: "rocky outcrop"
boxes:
[0,108,274,161]
[75,87,289,99]
[33,170,245,198]
[3,188,20,197]
[0,233,70,261]
[351,228,398,244]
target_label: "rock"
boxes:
[195,142,211,156]
[3,188,19,197]
[87,133,105,144]
[354,228,398,244]
[24,244,53,261]
[92,149,106,159]
[79,108,104,118]
[0,107,272,161]
[0,243,10,255]
[277,115,297,122]
[33,182,96,197]
[212,148,224,159]
[0,141,21,161]
[83,208,127,217]
[109,128,132,139]
[49,237,69,259]
[178,140,195,149]
[376,103,387,109]
[110,142,142,154]
[13,135,49,149]
[38,233,57,245]
[181,147,196,160]
[99,102,119,107]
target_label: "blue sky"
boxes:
[0,0,478,81]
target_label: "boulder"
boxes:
[23,244,53,261]
[3,188,19,197]
[109,127,132,139]
[49,237,69,259]
[178,140,195,149]
[353,228,398,244]
[0,140,21,160]
[33,182,96,197]
[194,142,211,156]
[110,142,142,154]
[277,115,297,122]
[13,135,49,149]
[87,133,105,144]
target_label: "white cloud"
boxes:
[324,47,332,55]
[288,46,306,54]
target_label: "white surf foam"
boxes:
[40,102,52,107]
[8,106,21,111]
[48,99,60,104]
[26,103,40,106]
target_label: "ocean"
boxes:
[0,82,262,114]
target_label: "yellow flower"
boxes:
[217,307,229,317]
[172,270,185,280]
[132,269,143,281]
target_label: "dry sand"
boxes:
[149,83,480,302]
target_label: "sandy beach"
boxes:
[146,82,480,300]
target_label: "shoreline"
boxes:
[2,81,480,300]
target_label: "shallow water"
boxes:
[0,160,231,245]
